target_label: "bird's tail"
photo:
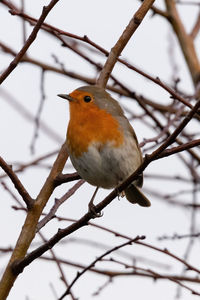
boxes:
[125,184,151,207]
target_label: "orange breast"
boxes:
[67,102,124,157]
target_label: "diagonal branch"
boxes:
[0,142,68,300]
[37,179,85,231]
[11,99,200,276]
[165,0,200,87]
[157,139,200,160]
[96,0,155,87]
[0,156,33,209]
[190,10,200,40]
[0,7,197,111]
[0,0,60,85]
[58,235,145,300]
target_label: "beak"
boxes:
[57,94,74,102]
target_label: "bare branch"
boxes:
[0,156,33,209]
[0,142,68,300]
[96,0,155,87]
[165,0,200,87]
[54,172,81,186]
[30,69,46,154]
[190,10,200,40]
[37,179,85,231]
[0,87,62,143]
[157,139,200,160]
[0,0,61,84]
[10,99,200,276]
[58,236,145,300]
[39,233,77,300]
[0,10,196,111]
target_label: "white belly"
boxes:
[69,135,142,189]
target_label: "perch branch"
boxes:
[11,99,200,275]
[0,142,68,300]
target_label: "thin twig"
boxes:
[30,69,46,154]
[0,87,62,143]
[21,0,27,44]
[0,156,33,209]
[37,179,85,231]
[0,0,60,84]
[190,9,200,39]
[165,0,200,87]
[0,14,197,112]
[39,233,77,300]
[11,99,200,275]
[58,236,145,300]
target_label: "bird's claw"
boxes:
[88,202,103,218]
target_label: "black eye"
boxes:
[84,95,92,103]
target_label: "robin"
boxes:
[58,85,151,208]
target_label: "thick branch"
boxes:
[96,0,155,87]
[0,142,68,300]
[11,99,200,276]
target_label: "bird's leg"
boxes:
[116,182,125,200]
[120,190,125,198]
[88,187,103,218]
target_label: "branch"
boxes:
[39,233,77,300]
[37,179,85,231]
[0,0,60,85]
[137,0,169,18]
[11,99,200,276]
[96,0,155,87]
[0,142,68,300]
[150,6,169,18]
[2,40,194,117]
[190,10,200,40]
[40,255,200,283]
[54,172,81,186]
[0,75,62,145]
[106,258,200,296]
[176,1,200,6]
[58,236,145,300]
[158,232,200,241]
[165,0,200,87]
[0,156,33,209]
[0,10,196,111]
[157,139,200,159]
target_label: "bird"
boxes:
[58,85,151,209]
